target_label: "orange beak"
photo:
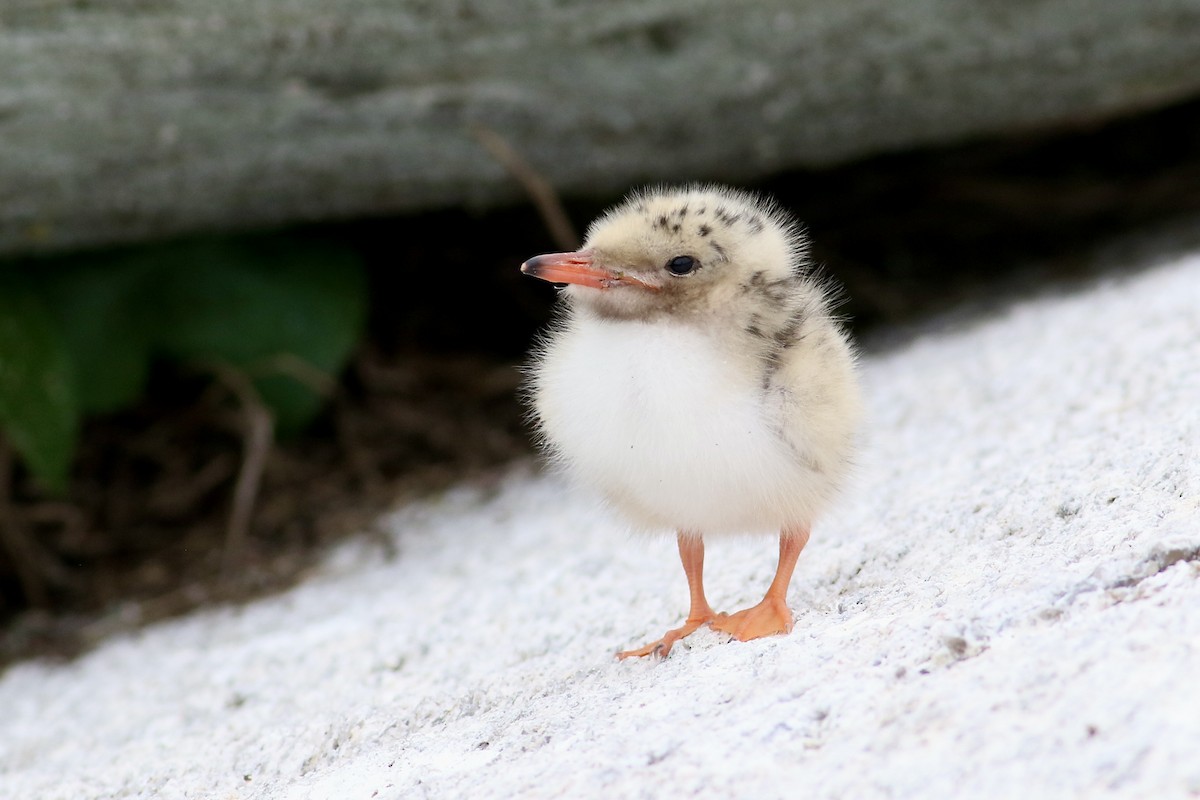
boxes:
[520,251,657,291]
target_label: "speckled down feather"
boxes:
[528,185,861,534]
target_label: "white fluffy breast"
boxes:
[532,313,832,535]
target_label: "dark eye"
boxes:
[666,255,697,276]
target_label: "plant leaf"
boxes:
[145,238,367,433]
[0,276,78,491]
[33,257,158,414]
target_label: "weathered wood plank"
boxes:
[2,0,1199,255]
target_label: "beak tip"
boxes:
[520,250,617,290]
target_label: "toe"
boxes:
[617,634,677,660]
[616,642,661,659]
[709,610,746,636]
[710,599,793,641]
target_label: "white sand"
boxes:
[2,250,1198,800]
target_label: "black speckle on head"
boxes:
[745,313,768,339]
[656,214,669,228]
[698,224,712,237]
[759,310,808,389]
[671,222,681,232]
[744,271,792,308]
[747,216,764,234]
[739,268,796,307]
[696,206,706,215]
[714,208,741,226]
[773,311,805,348]
[711,240,728,262]
[678,204,688,217]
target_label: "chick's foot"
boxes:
[710,596,793,641]
[616,613,715,660]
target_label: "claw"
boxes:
[616,614,714,660]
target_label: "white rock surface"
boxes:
[1,250,1198,799]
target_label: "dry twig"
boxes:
[471,124,579,250]
[205,364,275,579]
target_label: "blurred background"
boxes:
[2,0,1199,663]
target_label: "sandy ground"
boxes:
[1,248,1198,800]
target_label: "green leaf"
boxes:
[33,257,158,414]
[0,277,78,491]
[146,238,367,433]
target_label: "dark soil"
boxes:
[2,96,1199,669]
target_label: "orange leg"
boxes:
[711,526,809,641]
[617,532,715,659]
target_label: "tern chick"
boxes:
[521,185,861,658]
